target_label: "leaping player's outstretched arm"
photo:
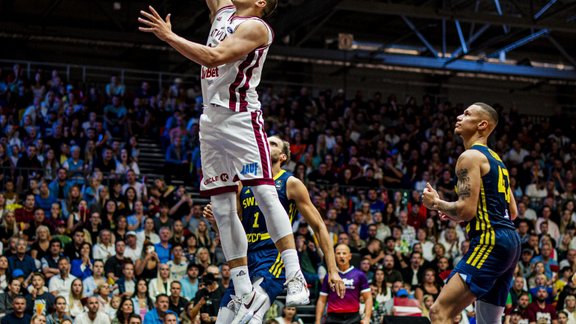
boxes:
[423,150,483,222]
[138,6,268,68]
[205,0,233,21]
[287,177,346,298]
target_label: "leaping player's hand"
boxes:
[203,204,217,228]
[138,6,173,42]
[422,183,439,210]
[328,271,346,298]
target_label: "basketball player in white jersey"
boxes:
[139,1,313,323]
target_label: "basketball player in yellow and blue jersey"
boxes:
[423,103,520,324]
[205,136,345,324]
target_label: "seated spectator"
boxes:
[113,297,136,324]
[531,242,559,279]
[64,229,86,260]
[105,240,127,282]
[74,295,111,324]
[47,295,73,324]
[70,242,93,280]
[83,259,106,297]
[93,229,115,263]
[114,215,129,243]
[127,200,146,232]
[148,264,173,303]
[14,193,35,229]
[30,224,51,260]
[536,206,560,239]
[527,286,558,323]
[154,227,173,264]
[83,176,103,206]
[8,238,37,278]
[65,278,84,319]
[414,268,442,304]
[62,187,84,225]
[115,262,137,298]
[25,273,55,316]
[132,279,153,320]
[116,149,140,176]
[0,278,21,317]
[94,147,117,176]
[122,170,146,201]
[49,257,77,297]
[167,243,187,280]
[124,231,141,263]
[49,168,71,201]
[62,145,85,185]
[36,181,57,214]
[400,252,425,290]
[143,294,177,324]
[168,281,188,315]
[0,295,31,324]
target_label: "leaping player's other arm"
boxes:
[138,6,268,68]
[288,177,346,298]
[423,150,482,222]
[205,0,233,21]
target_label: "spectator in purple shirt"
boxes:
[316,244,372,324]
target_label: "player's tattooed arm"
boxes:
[425,150,482,221]
[456,168,472,199]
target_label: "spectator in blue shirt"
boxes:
[143,294,177,324]
[49,168,71,201]
[530,242,558,279]
[154,227,173,264]
[35,181,57,214]
[8,238,37,278]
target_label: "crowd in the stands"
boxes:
[0,62,575,323]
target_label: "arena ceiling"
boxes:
[2,0,576,81]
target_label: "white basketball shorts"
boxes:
[199,104,274,196]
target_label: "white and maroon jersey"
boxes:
[201,5,274,112]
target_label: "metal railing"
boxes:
[0,59,198,91]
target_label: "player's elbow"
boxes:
[203,51,227,68]
[459,207,476,222]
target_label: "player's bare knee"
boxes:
[429,302,455,323]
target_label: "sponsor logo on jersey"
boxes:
[240,162,259,176]
[201,67,219,79]
[220,173,229,182]
[210,27,227,42]
[204,175,219,185]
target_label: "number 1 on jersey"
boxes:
[253,212,260,228]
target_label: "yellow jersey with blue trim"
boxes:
[465,143,516,240]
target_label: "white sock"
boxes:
[281,249,301,278]
[230,265,252,296]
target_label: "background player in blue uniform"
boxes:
[423,103,520,324]
[205,136,345,323]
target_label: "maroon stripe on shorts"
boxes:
[238,48,265,112]
[200,185,238,197]
[228,51,256,112]
[250,111,271,179]
[242,179,275,186]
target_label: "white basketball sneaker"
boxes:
[231,289,268,324]
[285,270,310,306]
